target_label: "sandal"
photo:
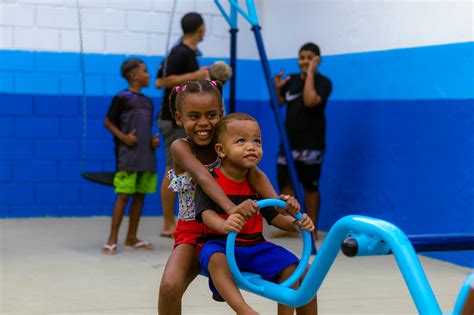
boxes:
[101,243,118,255]
[125,240,153,250]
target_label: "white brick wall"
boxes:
[0,0,233,57]
[0,26,14,48]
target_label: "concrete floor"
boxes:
[0,216,471,315]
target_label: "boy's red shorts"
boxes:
[173,219,204,247]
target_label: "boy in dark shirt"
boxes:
[273,42,333,239]
[195,113,317,315]
[155,12,210,238]
[102,58,160,255]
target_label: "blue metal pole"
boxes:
[229,5,238,113]
[251,25,316,254]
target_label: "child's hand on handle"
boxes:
[221,213,246,234]
[151,134,160,148]
[232,199,259,220]
[122,129,137,147]
[276,194,300,216]
[294,213,314,232]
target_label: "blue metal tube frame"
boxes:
[214,0,238,113]
[229,7,237,113]
[227,213,444,313]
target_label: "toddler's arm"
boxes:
[202,211,246,234]
[247,167,299,215]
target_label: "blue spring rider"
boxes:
[224,198,473,314]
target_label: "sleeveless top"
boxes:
[168,138,221,221]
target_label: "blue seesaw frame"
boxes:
[224,198,473,314]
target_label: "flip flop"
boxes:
[101,243,118,255]
[125,240,153,250]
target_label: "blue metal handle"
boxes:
[226,198,312,293]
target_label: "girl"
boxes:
[158,79,296,314]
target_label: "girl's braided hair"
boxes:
[168,79,224,119]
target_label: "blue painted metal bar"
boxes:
[245,0,259,25]
[229,5,238,113]
[228,0,255,25]
[452,272,474,315]
[299,216,443,313]
[341,233,474,257]
[214,0,232,26]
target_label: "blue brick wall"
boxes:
[0,45,472,268]
[0,92,165,217]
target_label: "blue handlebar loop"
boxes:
[226,198,312,294]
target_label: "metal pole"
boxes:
[251,25,316,254]
[229,5,238,113]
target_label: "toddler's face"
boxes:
[176,93,222,146]
[217,120,262,169]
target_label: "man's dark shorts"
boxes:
[158,119,186,166]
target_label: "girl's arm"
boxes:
[248,168,301,215]
[171,140,257,217]
[247,167,278,199]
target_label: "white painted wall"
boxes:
[0,0,472,58]
[261,0,474,58]
[0,0,236,57]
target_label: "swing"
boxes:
[76,0,178,186]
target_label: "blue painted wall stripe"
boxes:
[1,42,472,99]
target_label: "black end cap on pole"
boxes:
[341,237,358,257]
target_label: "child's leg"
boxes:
[125,193,147,246]
[160,166,176,236]
[208,252,258,315]
[106,194,130,244]
[277,264,297,315]
[295,266,317,315]
[103,194,130,252]
[158,244,200,315]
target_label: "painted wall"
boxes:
[0,0,473,268]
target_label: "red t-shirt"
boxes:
[195,168,278,246]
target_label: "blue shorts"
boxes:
[200,240,299,295]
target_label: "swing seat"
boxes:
[81,172,115,186]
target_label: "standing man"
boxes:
[273,42,332,240]
[156,12,210,237]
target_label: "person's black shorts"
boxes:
[277,162,322,192]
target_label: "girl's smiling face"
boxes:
[175,93,223,146]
